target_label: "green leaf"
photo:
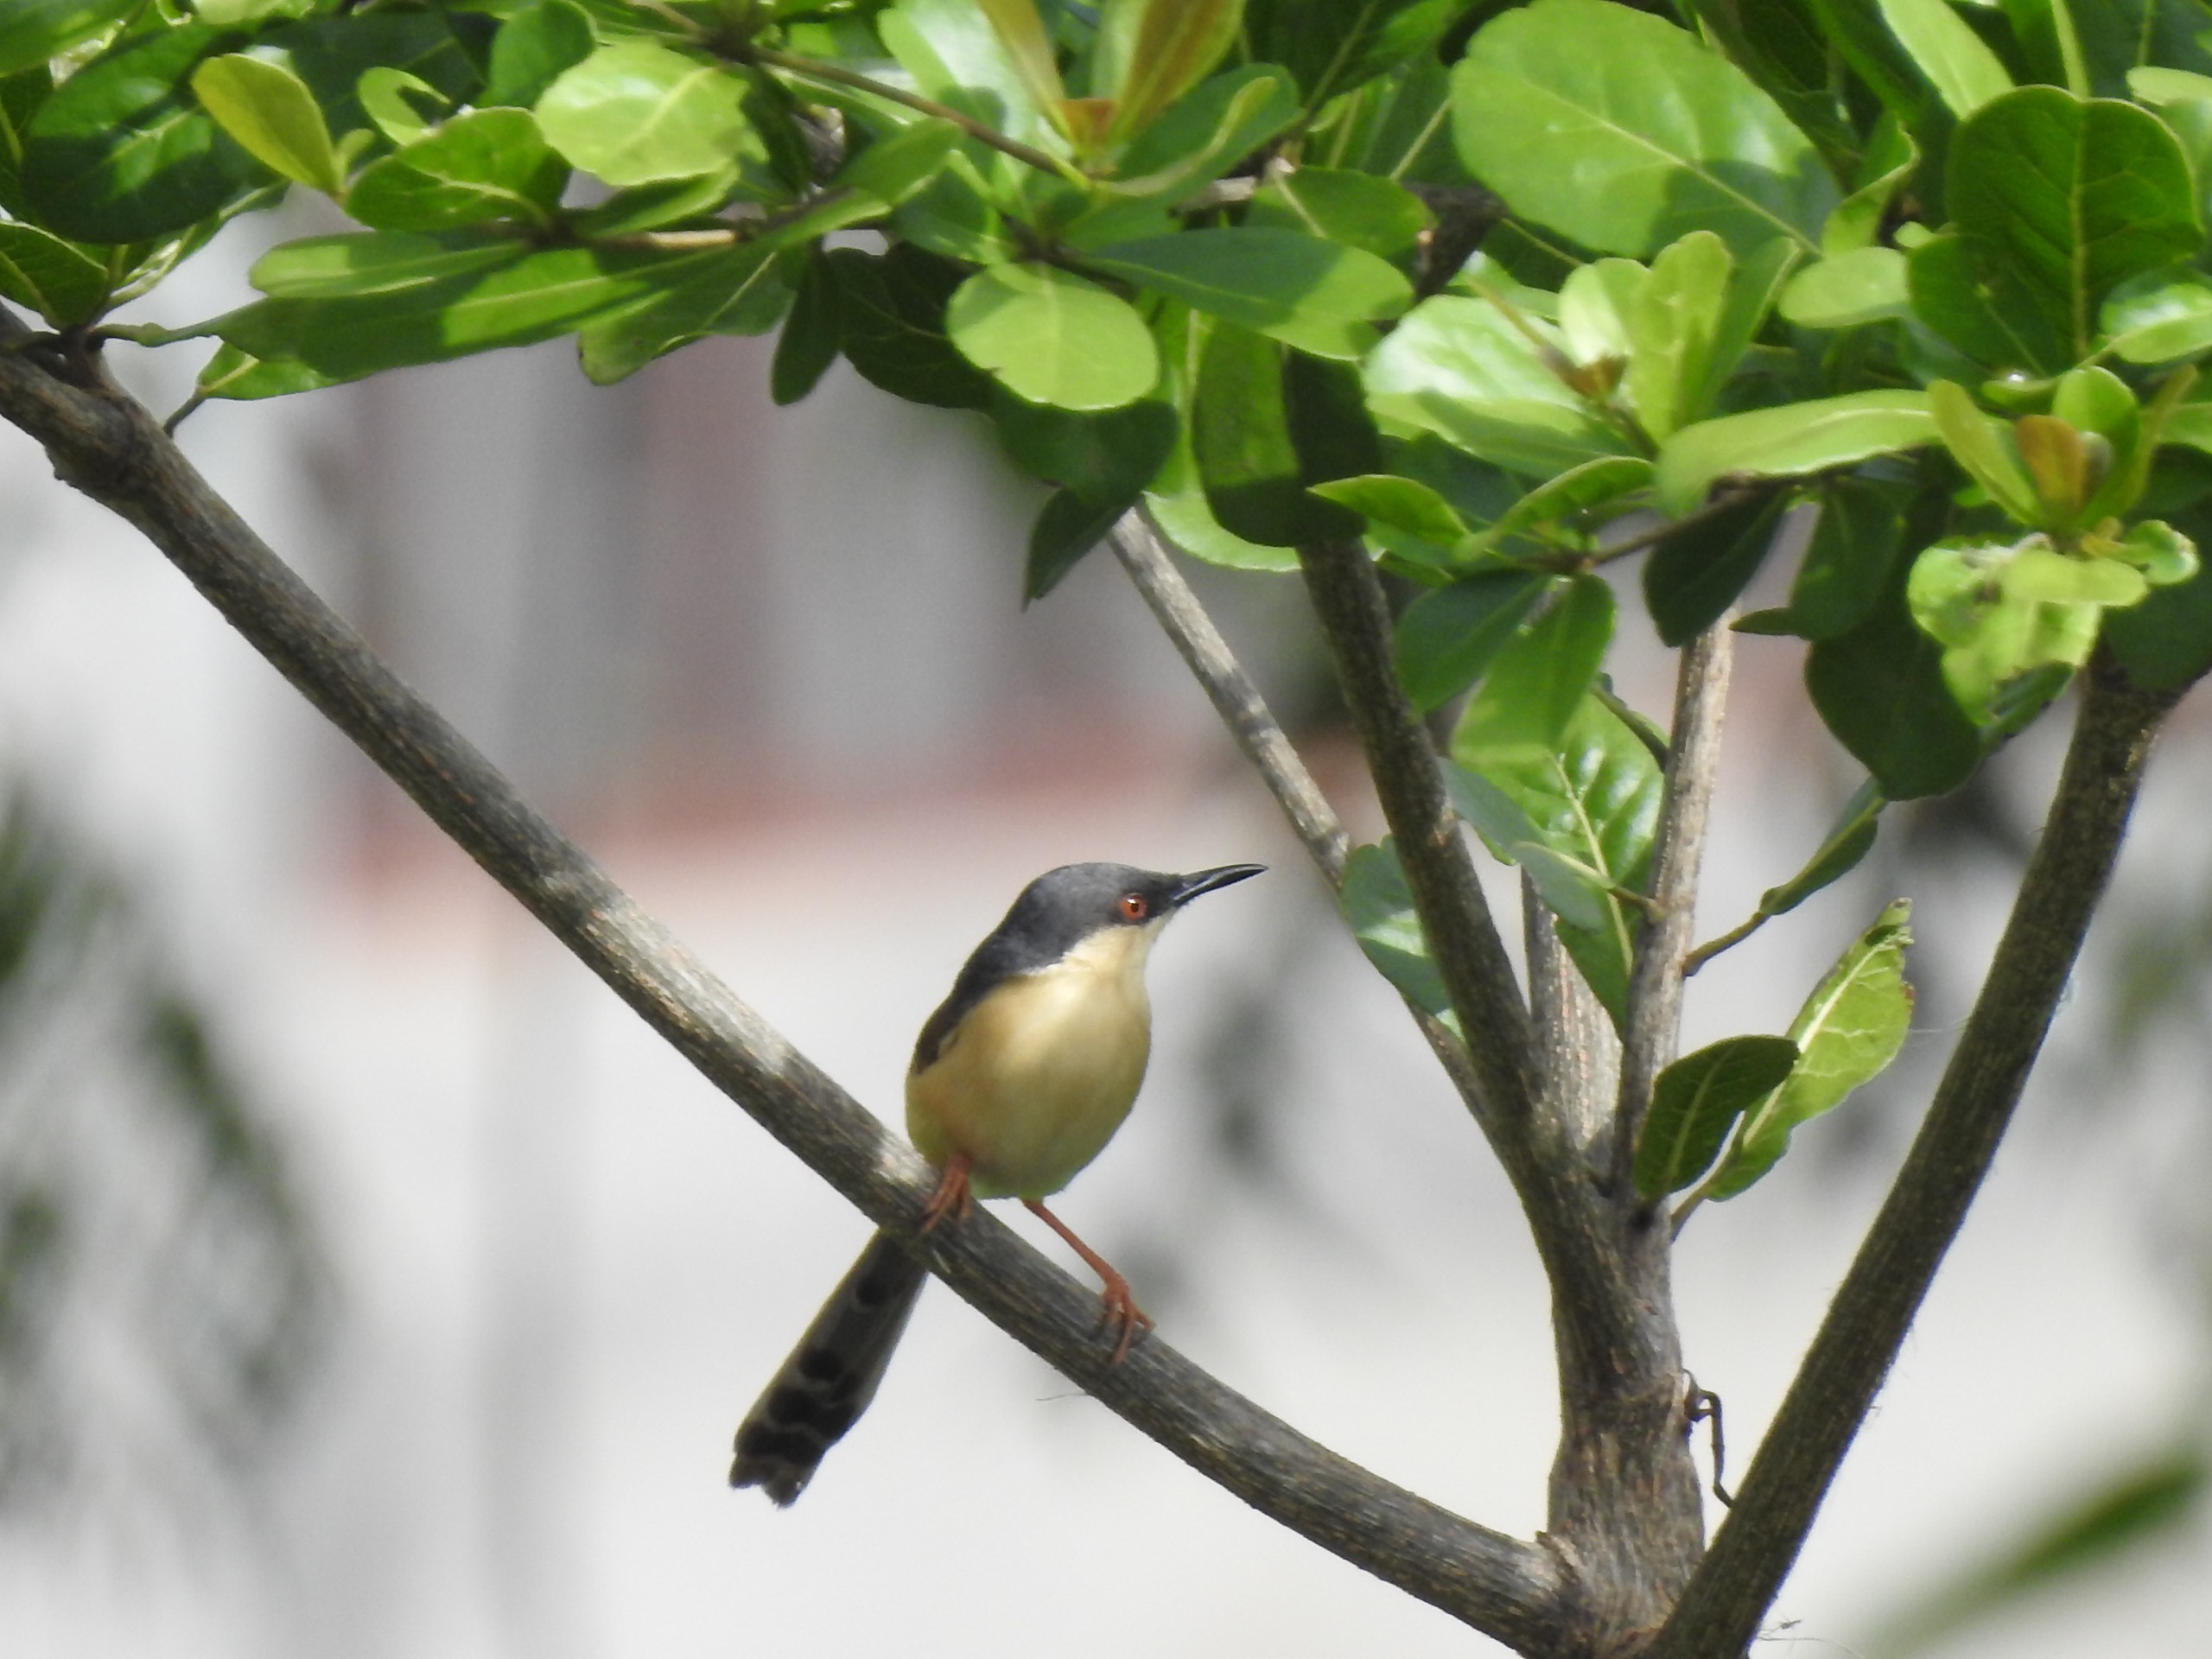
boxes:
[1906,538,2132,720]
[1634,1035,1802,1202]
[1645,488,1789,645]
[1682,0,1863,178]
[1339,840,1453,1022]
[1624,232,1733,442]
[1945,87,2202,371]
[191,54,341,195]
[1456,575,1616,753]
[270,13,478,143]
[0,0,137,79]
[1097,0,1244,142]
[825,244,994,410]
[883,0,1065,155]
[217,244,670,381]
[1452,693,1663,1024]
[485,0,595,111]
[1452,0,1833,259]
[1366,295,1631,478]
[1872,0,2012,118]
[357,68,448,149]
[1706,899,1913,1199]
[1079,226,1412,360]
[537,43,766,188]
[190,341,340,403]
[771,249,841,407]
[22,25,272,243]
[1247,166,1433,268]
[1248,0,1482,108]
[2101,268,2212,364]
[1145,476,1300,571]
[1393,572,1554,712]
[1310,474,1471,553]
[993,395,1178,508]
[0,221,110,326]
[2104,528,2212,690]
[1484,456,1657,552]
[1192,322,1370,545]
[1807,581,1982,797]
[1822,119,1916,255]
[2000,0,2089,99]
[946,264,1160,410]
[838,118,961,208]
[1024,487,1122,601]
[1755,474,1910,639]
[1780,246,1910,328]
[576,241,791,384]
[1656,391,1936,514]
[249,232,519,299]
[346,109,568,231]
[1872,1446,2207,1659]
[976,0,1067,127]
[1906,231,2049,372]
[192,0,315,20]
[1103,63,1299,203]
[1753,779,1885,923]
[1928,379,2042,524]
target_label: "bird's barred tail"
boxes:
[730,1228,928,1505]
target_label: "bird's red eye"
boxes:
[1119,893,1149,921]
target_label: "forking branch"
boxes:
[0,313,1570,1654]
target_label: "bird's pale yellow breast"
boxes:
[906,923,1158,1199]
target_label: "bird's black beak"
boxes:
[1166,864,1266,908]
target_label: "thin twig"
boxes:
[1646,660,2179,1659]
[1613,619,1736,1196]
[0,310,1571,1652]
[1588,488,1766,567]
[1109,512,1495,1122]
[1109,513,1348,883]
[747,47,1077,182]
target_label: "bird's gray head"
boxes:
[988,861,1265,972]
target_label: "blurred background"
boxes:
[0,216,2205,1659]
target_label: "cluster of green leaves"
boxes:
[1637,899,1914,1222]
[17,0,2212,1204]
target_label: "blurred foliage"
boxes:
[0,783,327,1517]
[1871,1442,2207,1656]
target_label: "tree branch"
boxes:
[1293,538,1707,1646]
[1294,537,1541,1129]
[1109,513,1349,884]
[1648,660,2179,1659]
[0,316,1570,1651]
[1613,620,1735,1190]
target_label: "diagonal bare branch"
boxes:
[1648,660,2179,1659]
[0,315,1571,1651]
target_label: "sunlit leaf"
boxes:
[1704,899,1913,1199]
[1635,1035,1802,1202]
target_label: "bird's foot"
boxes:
[918,1154,973,1234]
[1095,1272,1154,1367]
[1023,1198,1151,1364]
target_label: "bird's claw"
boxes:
[918,1155,973,1235]
[1096,1278,1154,1366]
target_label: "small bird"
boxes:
[729,860,1264,1505]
